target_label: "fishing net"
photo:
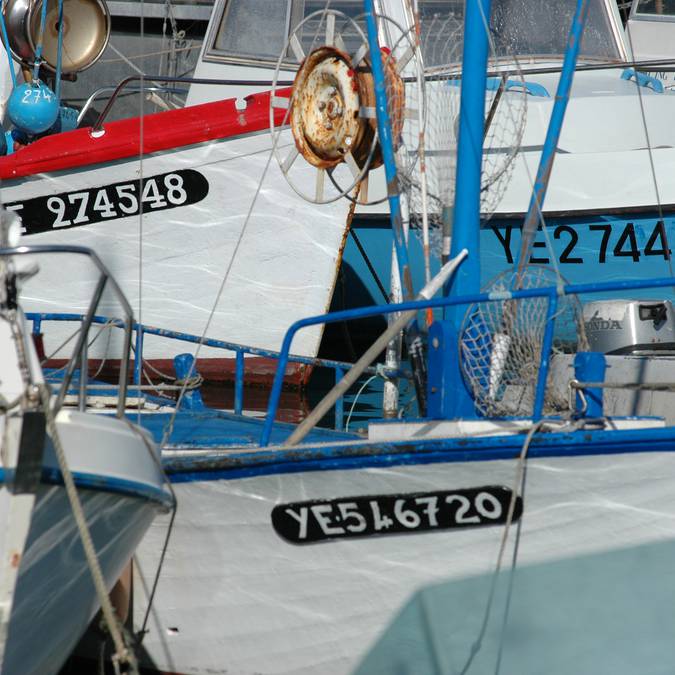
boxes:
[399,6,528,258]
[459,266,587,417]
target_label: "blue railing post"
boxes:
[532,291,559,420]
[134,324,143,386]
[174,353,204,410]
[574,352,606,418]
[234,350,244,415]
[334,367,345,431]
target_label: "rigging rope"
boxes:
[54,0,65,100]
[39,383,140,674]
[458,418,544,675]
[0,7,16,88]
[136,0,146,425]
[349,229,390,304]
[160,1,337,446]
[122,418,178,647]
[31,0,49,81]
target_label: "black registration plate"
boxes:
[271,485,522,544]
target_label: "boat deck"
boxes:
[133,408,361,450]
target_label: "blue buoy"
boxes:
[173,353,205,411]
[8,81,59,135]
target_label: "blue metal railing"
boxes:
[262,274,675,446]
[0,244,135,417]
[26,312,410,430]
[26,274,675,445]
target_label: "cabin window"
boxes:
[418,0,622,64]
[205,0,623,67]
[209,0,292,61]
[295,1,364,55]
[206,0,379,66]
[634,0,675,16]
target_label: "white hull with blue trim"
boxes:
[127,1,675,672]
[185,0,675,321]
[0,239,172,675]
[133,420,675,675]
[4,0,672,369]
[3,126,349,371]
[10,1,675,673]
[2,460,165,675]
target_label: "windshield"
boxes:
[208,0,623,66]
[419,0,623,66]
[634,0,675,15]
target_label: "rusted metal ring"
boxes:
[291,46,367,169]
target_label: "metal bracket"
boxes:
[13,410,46,495]
[621,68,664,93]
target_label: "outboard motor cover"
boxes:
[583,299,675,354]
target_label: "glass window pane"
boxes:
[298,1,365,55]
[418,0,622,65]
[635,0,675,15]
[213,0,290,60]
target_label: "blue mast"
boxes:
[448,0,492,304]
[514,0,591,274]
[363,0,429,414]
[363,0,414,302]
[429,0,493,419]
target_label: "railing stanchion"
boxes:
[78,324,88,412]
[235,351,245,415]
[335,367,345,431]
[532,290,559,420]
[134,324,143,387]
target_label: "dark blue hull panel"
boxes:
[344,211,675,308]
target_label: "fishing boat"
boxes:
[185,0,675,318]
[4,0,675,381]
[0,0,648,375]
[0,0,352,384]
[0,213,173,674]
[81,1,675,673]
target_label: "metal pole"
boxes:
[447,0,491,305]
[364,0,428,414]
[234,351,245,415]
[514,0,591,279]
[441,0,492,418]
[363,0,414,299]
[383,242,403,417]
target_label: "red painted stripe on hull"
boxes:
[0,88,291,180]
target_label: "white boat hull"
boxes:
[134,449,675,674]
[6,124,349,371]
[3,486,159,675]
[0,406,171,675]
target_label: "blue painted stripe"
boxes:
[0,467,173,509]
[164,425,675,484]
